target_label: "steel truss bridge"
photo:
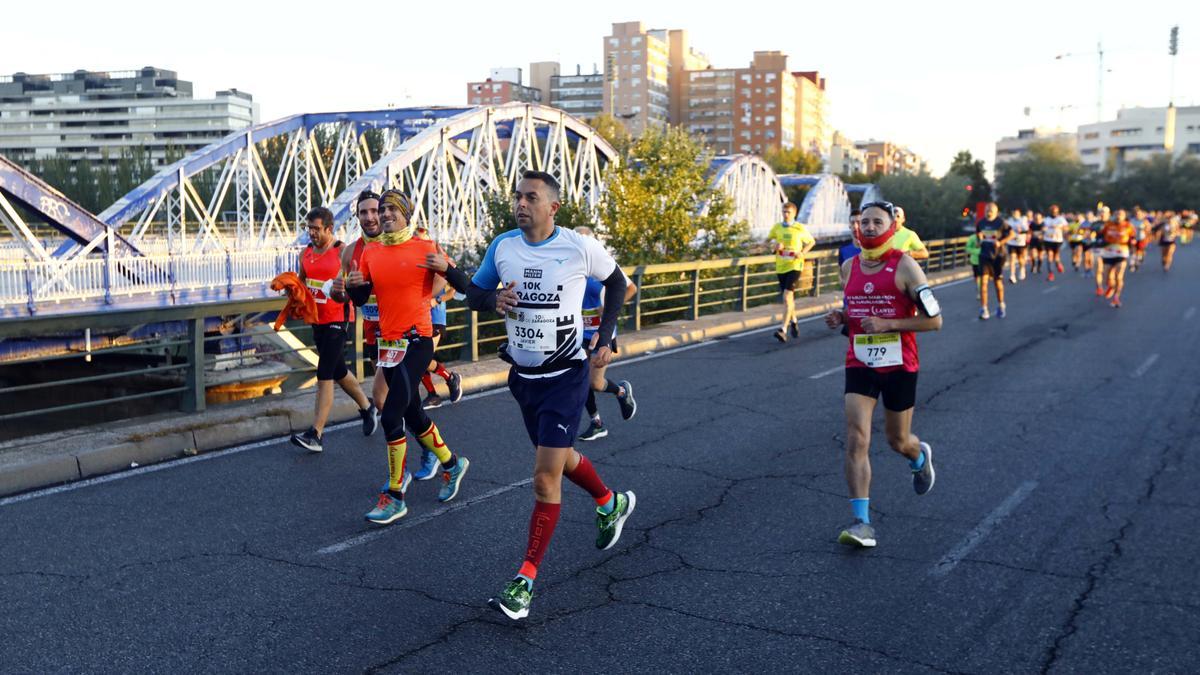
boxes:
[0,103,870,317]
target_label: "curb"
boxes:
[0,267,970,498]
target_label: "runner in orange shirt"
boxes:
[1098,209,1136,308]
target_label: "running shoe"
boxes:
[1019,267,1026,281]
[596,491,636,550]
[617,380,637,421]
[290,427,322,453]
[1111,298,1122,309]
[1048,272,1055,282]
[979,308,990,321]
[912,442,935,496]
[1057,261,1064,273]
[1094,287,1104,296]
[447,372,463,403]
[774,329,787,344]
[422,392,444,410]
[789,319,800,339]
[438,457,470,502]
[365,492,407,525]
[1009,274,1016,284]
[579,420,608,441]
[413,449,440,481]
[360,401,379,436]
[838,520,877,548]
[489,578,532,620]
[997,304,1007,319]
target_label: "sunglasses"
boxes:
[860,201,896,218]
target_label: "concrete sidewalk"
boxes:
[0,267,970,497]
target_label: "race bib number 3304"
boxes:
[507,308,558,351]
[853,332,903,368]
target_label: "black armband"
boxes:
[443,265,471,294]
[593,266,628,349]
[465,282,499,313]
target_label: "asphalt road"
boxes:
[3,247,1199,674]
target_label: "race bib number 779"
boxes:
[853,333,903,368]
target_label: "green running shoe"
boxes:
[595,490,636,550]
[488,578,532,620]
[437,457,469,502]
[838,520,877,548]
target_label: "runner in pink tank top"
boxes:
[824,200,944,548]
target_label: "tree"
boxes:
[876,172,971,238]
[600,125,747,264]
[587,113,631,150]
[947,150,993,205]
[764,146,823,206]
[995,140,1089,211]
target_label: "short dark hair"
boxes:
[784,201,798,211]
[850,208,862,216]
[520,170,561,200]
[357,189,380,206]
[306,206,334,229]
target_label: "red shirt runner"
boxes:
[301,242,352,325]
[843,249,919,373]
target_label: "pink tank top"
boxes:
[844,249,919,372]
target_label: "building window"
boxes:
[609,38,619,47]
[1082,131,1099,140]
[740,74,751,84]
[632,36,643,46]
[765,73,777,83]
[1110,128,1140,137]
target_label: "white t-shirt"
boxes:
[1043,216,1067,243]
[472,226,617,376]
[1006,217,1029,246]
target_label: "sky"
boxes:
[6,0,1199,178]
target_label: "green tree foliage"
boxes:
[764,146,824,206]
[947,150,993,205]
[995,140,1091,211]
[1104,154,1200,209]
[876,172,971,238]
[600,126,747,264]
[586,113,632,150]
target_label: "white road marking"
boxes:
[1184,307,1196,321]
[809,365,843,380]
[316,478,533,555]
[1042,286,1060,294]
[930,480,1038,577]
[1132,353,1160,378]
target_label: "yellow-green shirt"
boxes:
[891,227,925,253]
[768,222,815,273]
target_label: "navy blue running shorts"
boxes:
[508,362,590,448]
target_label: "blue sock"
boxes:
[516,574,533,591]
[850,498,870,524]
[597,492,616,515]
[909,450,925,471]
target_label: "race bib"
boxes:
[582,307,601,330]
[779,249,798,259]
[362,295,380,322]
[853,333,903,368]
[1104,243,1127,256]
[376,338,408,368]
[507,308,558,352]
[306,277,332,304]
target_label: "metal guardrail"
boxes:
[0,237,971,436]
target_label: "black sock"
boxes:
[441,454,457,471]
[586,390,598,416]
[604,380,621,396]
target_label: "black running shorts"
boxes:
[845,367,918,412]
[777,270,801,292]
[311,323,349,381]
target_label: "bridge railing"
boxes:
[0,237,971,438]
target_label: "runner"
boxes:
[823,200,942,548]
[339,190,472,524]
[574,226,638,442]
[1130,207,1151,272]
[1028,211,1045,274]
[965,230,982,300]
[1091,207,1112,296]
[890,206,930,260]
[767,202,816,343]
[1067,212,1089,272]
[291,206,378,453]
[1041,205,1067,281]
[463,170,635,620]
[1005,208,1030,283]
[414,221,463,413]
[1098,208,1136,308]
[976,202,1012,320]
[331,190,387,422]
[839,209,863,265]
[1156,212,1180,272]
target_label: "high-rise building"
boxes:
[792,71,829,156]
[667,30,710,125]
[685,51,799,156]
[466,68,543,106]
[603,21,671,135]
[1076,105,1200,175]
[529,62,560,107]
[994,127,1077,166]
[828,131,866,175]
[0,66,256,168]
[550,66,605,118]
[855,140,924,175]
